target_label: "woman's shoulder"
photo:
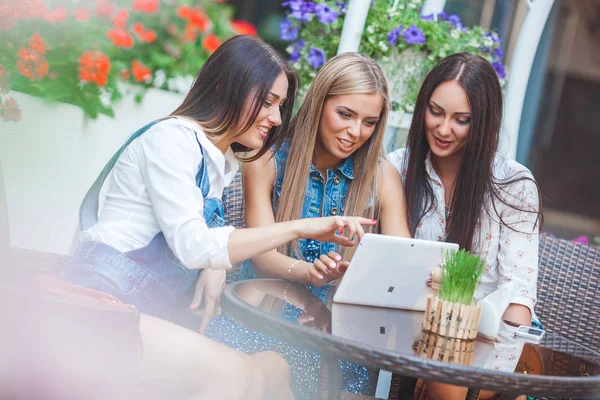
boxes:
[386,148,409,173]
[492,154,535,181]
[139,117,204,146]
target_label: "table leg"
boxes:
[466,388,480,400]
[318,356,342,400]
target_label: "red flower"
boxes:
[17,47,49,81]
[202,34,221,54]
[95,0,115,18]
[44,6,67,23]
[177,6,210,32]
[73,8,89,21]
[119,69,130,80]
[133,23,157,43]
[112,9,128,29]
[131,60,151,83]
[132,0,159,14]
[182,25,197,43]
[78,51,111,87]
[28,33,48,55]
[107,28,134,48]
[230,20,257,36]
[1,97,22,122]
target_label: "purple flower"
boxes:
[290,48,301,63]
[492,61,506,79]
[315,3,338,24]
[387,25,403,45]
[403,24,426,45]
[448,14,463,30]
[284,0,316,22]
[289,40,305,63]
[493,47,504,60]
[336,1,346,12]
[420,13,434,21]
[280,18,299,41]
[307,46,326,68]
[486,32,501,43]
[438,11,448,21]
[572,236,590,244]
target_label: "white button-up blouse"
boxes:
[81,117,239,270]
[388,149,540,313]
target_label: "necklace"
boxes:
[445,204,452,220]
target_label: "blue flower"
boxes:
[315,3,338,24]
[403,24,426,45]
[289,40,305,63]
[307,46,326,68]
[493,47,504,60]
[420,13,434,21]
[438,11,448,21]
[336,1,346,12]
[492,61,506,79]
[280,18,299,41]
[290,48,301,63]
[285,0,316,22]
[486,32,501,43]
[448,14,463,30]
[387,25,403,45]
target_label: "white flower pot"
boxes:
[0,86,185,255]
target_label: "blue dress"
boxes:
[206,142,371,399]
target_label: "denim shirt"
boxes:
[272,141,354,263]
[239,141,354,306]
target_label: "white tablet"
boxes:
[333,234,459,311]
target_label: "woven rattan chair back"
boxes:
[536,235,600,353]
[223,171,245,282]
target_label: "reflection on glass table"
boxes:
[221,279,600,399]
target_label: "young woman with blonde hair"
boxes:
[206,52,410,399]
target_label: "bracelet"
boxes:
[287,260,302,282]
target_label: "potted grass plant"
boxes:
[418,249,485,364]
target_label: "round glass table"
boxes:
[221,279,600,399]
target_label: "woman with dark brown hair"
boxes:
[388,52,543,400]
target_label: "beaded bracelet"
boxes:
[287,259,302,282]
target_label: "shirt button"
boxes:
[331,208,338,216]
[333,176,341,184]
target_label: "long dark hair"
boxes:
[403,53,542,251]
[170,35,299,161]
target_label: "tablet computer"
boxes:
[333,234,459,311]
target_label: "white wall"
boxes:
[0,87,185,255]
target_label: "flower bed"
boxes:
[0,0,256,122]
[280,0,507,113]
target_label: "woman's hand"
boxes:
[297,216,376,246]
[310,251,350,287]
[298,298,332,333]
[190,268,226,334]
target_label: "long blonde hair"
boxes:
[276,52,390,260]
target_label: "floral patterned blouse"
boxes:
[388,149,540,313]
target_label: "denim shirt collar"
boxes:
[309,155,354,180]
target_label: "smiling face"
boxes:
[314,93,383,168]
[425,80,472,162]
[235,71,289,150]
